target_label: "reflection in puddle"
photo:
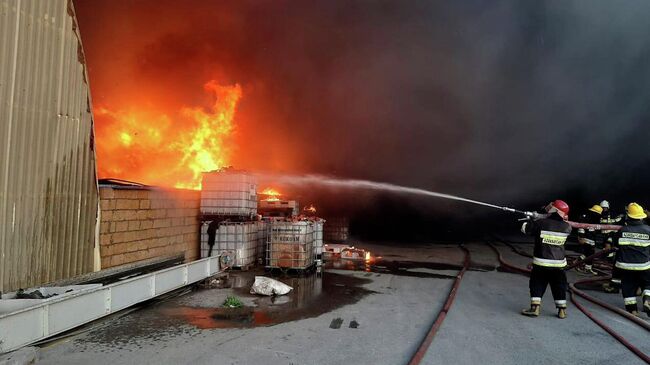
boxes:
[168,307,274,329]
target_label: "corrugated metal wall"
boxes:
[0,0,98,293]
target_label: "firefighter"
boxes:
[613,203,650,315]
[576,204,603,275]
[601,200,625,293]
[521,200,572,319]
[601,200,624,247]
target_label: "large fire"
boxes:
[94,81,242,189]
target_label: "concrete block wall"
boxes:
[99,186,200,269]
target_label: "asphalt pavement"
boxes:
[32,242,650,365]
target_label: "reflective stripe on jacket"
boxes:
[615,220,650,271]
[523,214,572,268]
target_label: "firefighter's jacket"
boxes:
[577,210,603,247]
[614,220,650,271]
[601,211,623,236]
[522,214,572,268]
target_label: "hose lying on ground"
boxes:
[569,290,650,363]
[407,245,470,365]
[570,277,650,332]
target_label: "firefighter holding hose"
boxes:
[576,204,603,275]
[613,203,650,315]
[521,200,572,319]
[601,200,625,293]
[601,200,624,247]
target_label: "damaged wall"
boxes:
[0,0,98,293]
[98,186,200,268]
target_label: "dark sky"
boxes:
[74,0,650,238]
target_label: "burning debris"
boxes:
[303,204,317,215]
[323,244,371,262]
[261,188,282,202]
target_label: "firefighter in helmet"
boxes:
[613,203,650,315]
[601,200,624,247]
[576,204,603,275]
[521,200,572,319]
[601,200,625,293]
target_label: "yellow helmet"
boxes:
[626,202,647,220]
[588,205,603,215]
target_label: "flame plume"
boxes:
[95,81,242,189]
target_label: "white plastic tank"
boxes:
[200,221,258,267]
[200,170,257,217]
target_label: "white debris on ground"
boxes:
[249,276,293,296]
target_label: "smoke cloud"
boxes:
[75,0,650,237]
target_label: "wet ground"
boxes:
[33,241,650,365]
[161,271,376,330]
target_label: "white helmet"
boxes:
[600,200,610,209]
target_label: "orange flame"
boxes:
[95,81,242,189]
[261,187,282,201]
[303,204,317,213]
[261,188,281,196]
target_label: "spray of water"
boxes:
[253,173,626,231]
[256,173,522,213]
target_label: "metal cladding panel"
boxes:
[47,289,107,334]
[154,266,187,295]
[0,0,98,292]
[0,305,45,353]
[109,276,154,312]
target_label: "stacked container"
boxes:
[256,220,269,262]
[266,220,315,270]
[312,219,325,260]
[199,170,261,268]
[323,217,349,243]
[258,200,299,217]
[200,170,257,218]
[200,222,259,267]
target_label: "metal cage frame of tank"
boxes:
[265,221,315,270]
[200,221,259,268]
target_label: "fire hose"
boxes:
[407,245,470,365]
[488,241,650,364]
[503,206,623,231]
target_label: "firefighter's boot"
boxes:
[625,301,639,316]
[522,304,540,317]
[602,282,619,294]
[643,298,650,316]
[557,308,567,319]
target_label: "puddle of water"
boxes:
[73,255,495,348]
[161,272,375,329]
[75,271,375,347]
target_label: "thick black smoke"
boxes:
[76,0,650,240]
